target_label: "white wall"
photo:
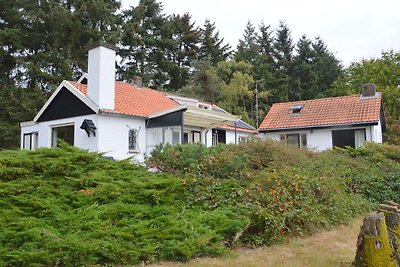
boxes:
[262,129,335,151]
[21,114,99,152]
[225,130,254,144]
[260,124,383,152]
[372,120,383,143]
[97,115,146,162]
[202,129,213,147]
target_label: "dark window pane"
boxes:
[52,125,74,147]
[301,134,307,147]
[129,129,138,151]
[286,134,300,147]
[332,130,355,148]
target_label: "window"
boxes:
[280,133,307,148]
[239,136,249,143]
[129,129,139,152]
[192,131,201,143]
[52,125,74,147]
[172,129,180,145]
[23,132,38,150]
[289,105,304,114]
[183,133,189,144]
[212,133,218,146]
[198,103,211,110]
[332,129,366,148]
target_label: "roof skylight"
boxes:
[289,104,303,114]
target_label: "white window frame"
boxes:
[239,136,249,144]
[280,133,307,148]
[129,129,139,153]
[23,132,38,150]
[51,123,75,148]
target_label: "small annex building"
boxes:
[258,84,386,151]
[20,42,257,162]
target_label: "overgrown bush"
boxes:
[1,141,399,265]
[147,143,249,178]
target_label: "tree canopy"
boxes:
[2,0,398,148]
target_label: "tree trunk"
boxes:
[355,203,400,267]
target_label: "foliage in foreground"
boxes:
[2,141,399,265]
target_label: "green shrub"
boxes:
[146,143,249,179]
[1,141,399,265]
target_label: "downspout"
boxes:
[235,122,237,144]
[180,111,184,144]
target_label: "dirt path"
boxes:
[150,217,362,267]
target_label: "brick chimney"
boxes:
[133,76,143,88]
[87,41,117,110]
[361,83,377,98]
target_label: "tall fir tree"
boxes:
[311,37,342,98]
[198,19,231,65]
[178,60,224,102]
[163,13,200,90]
[291,35,318,100]
[235,21,260,66]
[1,0,120,91]
[120,0,168,87]
[272,21,294,102]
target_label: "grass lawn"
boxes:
[150,217,362,267]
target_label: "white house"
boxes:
[258,84,386,151]
[20,42,257,162]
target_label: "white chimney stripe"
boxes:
[87,44,116,110]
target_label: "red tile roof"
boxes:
[69,80,257,133]
[259,94,382,131]
[70,81,178,117]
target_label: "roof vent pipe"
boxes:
[133,76,143,88]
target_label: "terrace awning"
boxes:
[183,106,239,128]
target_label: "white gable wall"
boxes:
[96,115,147,162]
[20,115,99,151]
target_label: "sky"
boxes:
[121,0,400,66]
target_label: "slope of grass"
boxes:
[150,216,363,267]
[1,141,399,265]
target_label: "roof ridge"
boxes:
[272,94,376,106]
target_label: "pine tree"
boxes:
[164,13,200,90]
[198,19,231,65]
[312,37,342,97]
[291,35,318,100]
[235,21,260,66]
[272,21,294,102]
[1,0,121,91]
[120,0,167,87]
[178,60,224,102]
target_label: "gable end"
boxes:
[37,87,96,122]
